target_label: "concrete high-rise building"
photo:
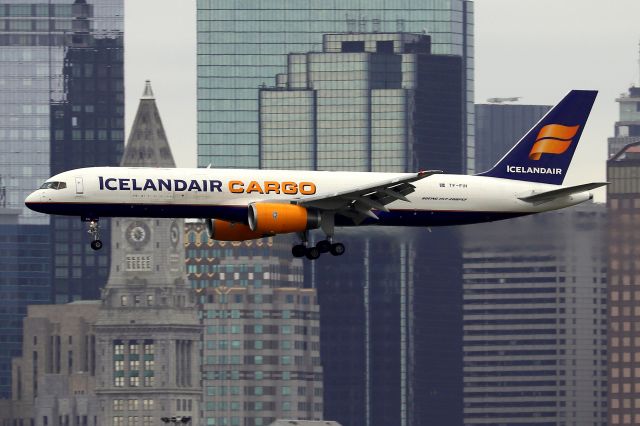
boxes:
[258,32,465,426]
[607,141,640,426]
[184,222,323,426]
[94,83,202,426]
[609,87,640,159]
[0,301,100,426]
[462,205,607,426]
[474,103,550,173]
[197,0,474,172]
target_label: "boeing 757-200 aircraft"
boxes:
[26,90,606,260]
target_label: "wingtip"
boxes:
[417,170,443,177]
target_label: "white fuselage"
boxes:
[25,167,593,227]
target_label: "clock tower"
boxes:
[95,82,201,425]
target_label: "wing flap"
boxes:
[298,170,441,223]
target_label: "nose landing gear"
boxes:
[85,218,103,250]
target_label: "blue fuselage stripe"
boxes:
[25,201,530,227]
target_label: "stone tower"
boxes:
[95,82,201,425]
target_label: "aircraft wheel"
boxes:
[91,240,103,251]
[292,244,306,258]
[305,246,321,260]
[316,240,331,253]
[330,242,345,256]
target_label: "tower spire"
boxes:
[142,79,154,99]
[121,80,174,167]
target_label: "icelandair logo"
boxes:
[528,124,580,160]
[506,165,563,175]
[505,124,579,176]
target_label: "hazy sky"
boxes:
[125,0,640,201]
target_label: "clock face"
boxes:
[170,221,180,247]
[126,221,151,248]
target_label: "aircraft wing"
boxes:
[296,170,441,223]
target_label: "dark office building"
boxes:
[49,2,124,302]
[607,139,640,426]
[259,32,465,426]
[474,103,550,173]
[0,209,50,398]
[0,0,123,396]
[463,205,607,426]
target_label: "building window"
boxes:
[129,376,140,387]
[113,417,124,426]
[113,400,124,411]
[143,341,154,355]
[128,400,139,411]
[114,376,124,387]
[143,400,154,411]
[144,375,155,387]
[120,295,128,306]
[125,255,153,272]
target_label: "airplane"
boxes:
[26,90,605,260]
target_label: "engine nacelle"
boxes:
[206,218,265,241]
[248,203,321,235]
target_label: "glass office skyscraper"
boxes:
[0,0,123,223]
[197,0,474,172]
[258,32,465,426]
[0,0,123,395]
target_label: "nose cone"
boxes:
[25,191,43,212]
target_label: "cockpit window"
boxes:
[39,181,66,190]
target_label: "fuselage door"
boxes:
[75,177,84,194]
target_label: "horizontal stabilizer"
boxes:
[517,182,608,203]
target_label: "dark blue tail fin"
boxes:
[477,90,597,185]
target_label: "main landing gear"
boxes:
[292,231,345,260]
[85,218,103,250]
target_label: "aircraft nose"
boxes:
[24,191,41,211]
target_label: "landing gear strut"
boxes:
[291,228,345,260]
[85,218,103,250]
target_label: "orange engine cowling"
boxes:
[207,218,265,241]
[248,203,321,235]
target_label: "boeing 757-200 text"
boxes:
[26,90,606,259]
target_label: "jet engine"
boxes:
[248,203,321,235]
[206,218,265,241]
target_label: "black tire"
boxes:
[316,240,331,253]
[91,239,103,251]
[292,244,306,258]
[330,242,345,256]
[305,246,321,260]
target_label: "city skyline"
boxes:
[126,0,640,202]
